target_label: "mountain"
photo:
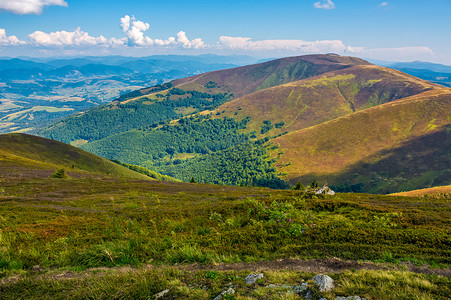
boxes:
[39,54,371,143]
[172,54,370,98]
[0,58,54,72]
[37,54,451,192]
[273,89,451,193]
[0,132,152,180]
[389,61,451,73]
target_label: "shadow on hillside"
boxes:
[291,126,450,194]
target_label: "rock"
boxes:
[312,274,335,292]
[213,287,235,300]
[314,185,335,195]
[245,273,264,285]
[31,265,42,272]
[154,289,169,299]
[291,283,309,294]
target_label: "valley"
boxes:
[0,55,249,133]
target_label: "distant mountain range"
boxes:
[0,55,258,133]
[370,59,451,87]
[37,54,451,193]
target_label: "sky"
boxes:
[0,0,450,64]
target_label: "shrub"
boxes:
[51,169,69,178]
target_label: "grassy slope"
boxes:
[173,54,371,98]
[0,167,449,299]
[0,133,150,180]
[274,89,451,193]
[216,64,439,136]
[391,185,451,197]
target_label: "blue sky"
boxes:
[0,0,450,64]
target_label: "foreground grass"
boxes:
[1,267,450,300]
[1,172,449,276]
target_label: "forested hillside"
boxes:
[37,54,451,192]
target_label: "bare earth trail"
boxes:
[2,258,449,286]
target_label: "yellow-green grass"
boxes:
[273,89,451,187]
[2,106,74,121]
[214,64,440,138]
[1,268,449,299]
[0,133,150,180]
[0,170,449,275]
[173,54,371,98]
[392,185,451,197]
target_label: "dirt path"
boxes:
[1,258,449,285]
[179,258,451,276]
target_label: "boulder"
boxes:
[245,273,264,285]
[312,274,335,291]
[213,287,235,300]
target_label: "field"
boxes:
[0,162,450,299]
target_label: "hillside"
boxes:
[38,54,370,143]
[216,64,439,135]
[172,54,371,98]
[273,89,451,193]
[391,185,451,197]
[75,63,447,192]
[36,54,451,192]
[0,133,151,180]
[0,154,450,299]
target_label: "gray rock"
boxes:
[154,289,169,299]
[312,274,335,292]
[245,273,264,285]
[292,283,309,293]
[31,265,42,272]
[213,287,235,300]
[314,185,335,195]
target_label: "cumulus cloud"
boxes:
[0,0,67,15]
[219,36,346,53]
[313,0,335,9]
[120,15,153,46]
[177,31,205,49]
[0,28,26,45]
[28,27,124,46]
[119,15,205,49]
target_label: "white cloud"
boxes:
[176,31,205,49]
[219,36,346,53]
[0,28,26,45]
[0,0,67,15]
[313,0,335,9]
[120,15,205,49]
[120,15,153,46]
[28,27,124,46]
[380,2,389,7]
